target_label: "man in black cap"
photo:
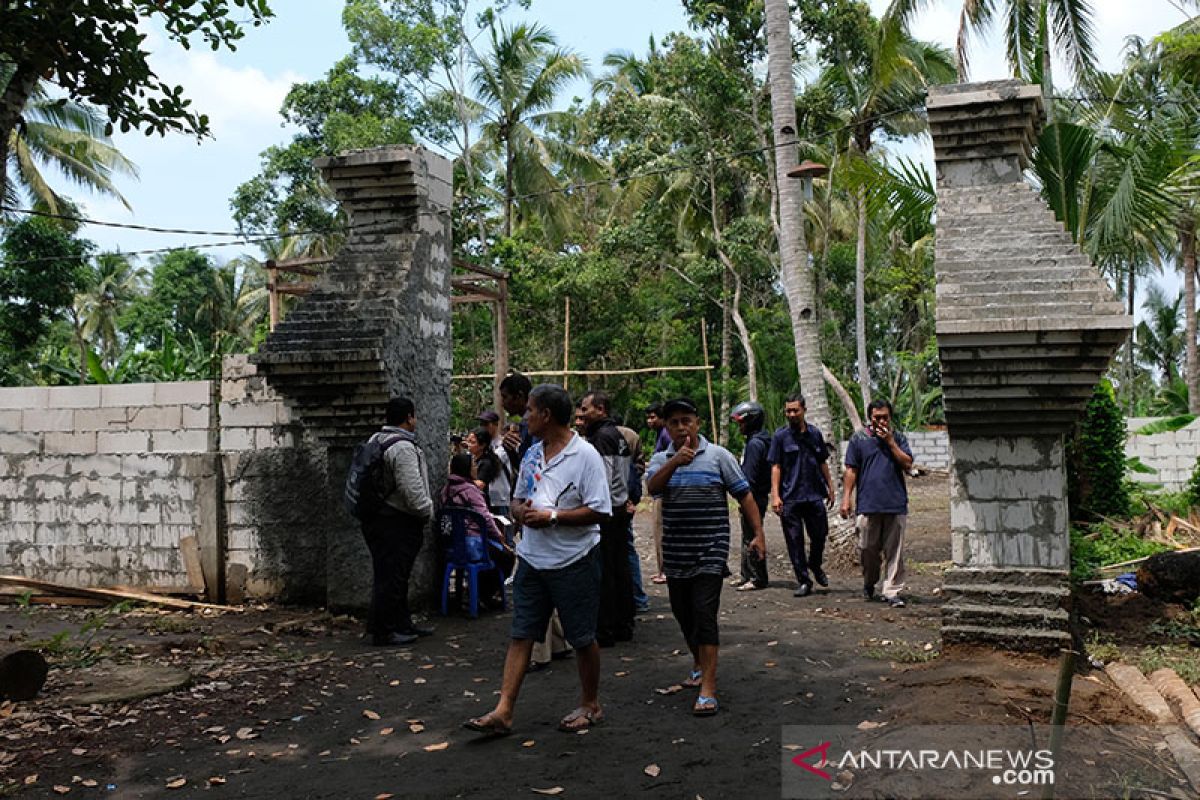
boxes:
[477,409,514,525]
[731,401,771,591]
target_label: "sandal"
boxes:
[693,695,719,717]
[735,580,760,592]
[651,573,668,585]
[463,713,513,736]
[682,669,703,688]
[558,707,605,732]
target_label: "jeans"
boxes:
[628,523,649,608]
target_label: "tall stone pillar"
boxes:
[928,82,1131,650]
[250,146,453,612]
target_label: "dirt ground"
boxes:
[1,476,1188,799]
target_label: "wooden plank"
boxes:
[452,365,715,379]
[271,256,334,271]
[178,536,206,594]
[452,259,507,280]
[0,575,232,612]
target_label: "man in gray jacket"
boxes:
[363,397,434,646]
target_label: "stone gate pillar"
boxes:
[250,146,453,612]
[927,82,1130,650]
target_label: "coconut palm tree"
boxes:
[819,21,954,406]
[884,0,1100,118]
[5,80,138,213]
[1136,285,1185,383]
[762,0,832,432]
[75,252,144,370]
[468,21,601,239]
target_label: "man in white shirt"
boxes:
[465,384,612,736]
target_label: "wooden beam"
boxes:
[273,255,334,272]
[452,294,499,305]
[0,575,233,612]
[452,365,715,379]
[453,258,507,280]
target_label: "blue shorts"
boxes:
[510,545,601,649]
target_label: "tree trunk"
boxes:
[764,0,831,433]
[0,64,40,207]
[503,131,515,238]
[1127,265,1137,415]
[707,162,759,402]
[1183,221,1198,414]
[1039,0,1055,125]
[855,183,871,410]
[720,266,731,447]
[823,363,864,432]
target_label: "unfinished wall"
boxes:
[1127,417,1200,493]
[0,382,211,589]
[0,358,327,600]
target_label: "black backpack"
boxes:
[344,433,404,519]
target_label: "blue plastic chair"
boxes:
[438,507,507,618]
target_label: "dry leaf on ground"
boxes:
[52,787,70,795]
[644,764,661,778]
[408,723,425,734]
[423,742,449,752]
[531,788,564,796]
[375,794,394,799]
[165,777,186,789]
[235,727,256,740]
[655,685,683,695]
[522,740,536,748]
[855,721,884,731]
[380,727,394,736]
[363,710,381,720]
[208,776,226,786]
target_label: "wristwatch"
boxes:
[550,510,559,526]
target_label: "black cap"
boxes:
[661,397,699,419]
[476,410,501,423]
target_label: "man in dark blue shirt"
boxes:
[768,393,835,598]
[841,399,914,608]
[731,401,771,591]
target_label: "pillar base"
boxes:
[941,567,1071,652]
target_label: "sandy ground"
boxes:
[1,476,1185,799]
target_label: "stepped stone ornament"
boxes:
[928,81,1131,650]
[250,146,453,610]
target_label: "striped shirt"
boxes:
[646,436,750,579]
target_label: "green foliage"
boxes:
[1134,414,1198,436]
[1187,456,1200,508]
[1067,381,1133,521]
[0,1,272,143]
[1069,523,1169,582]
[0,216,92,383]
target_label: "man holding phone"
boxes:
[646,398,765,717]
[840,399,914,608]
[465,384,612,736]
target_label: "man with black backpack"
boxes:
[348,397,434,646]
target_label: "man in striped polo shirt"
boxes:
[646,398,766,717]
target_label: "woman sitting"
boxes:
[440,453,514,603]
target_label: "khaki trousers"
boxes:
[530,612,567,664]
[857,513,907,599]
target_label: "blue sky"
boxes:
[47,0,1197,302]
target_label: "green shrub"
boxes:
[1067,381,1132,521]
[1069,523,1169,583]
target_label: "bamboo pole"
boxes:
[266,260,281,332]
[453,365,715,380]
[700,320,718,440]
[1041,649,1078,800]
[563,295,571,392]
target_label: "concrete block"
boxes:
[17,455,68,478]
[155,381,211,406]
[181,404,210,430]
[97,430,150,454]
[69,454,122,477]
[127,405,183,431]
[100,383,156,407]
[47,385,102,409]
[228,526,258,551]
[151,429,208,453]
[22,407,75,432]
[0,409,21,431]
[32,479,68,501]
[120,454,176,475]
[0,431,41,454]
[43,431,98,454]
[74,407,130,431]
[220,400,279,428]
[221,426,256,452]
[0,386,48,409]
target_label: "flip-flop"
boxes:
[558,707,605,732]
[682,669,703,688]
[693,695,719,717]
[651,574,668,585]
[463,715,513,736]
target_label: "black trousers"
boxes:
[667,573,723,648]
[780,500,828,586]
[597,509,635,644]
[739,497,769,587]
[361,511,425,638]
